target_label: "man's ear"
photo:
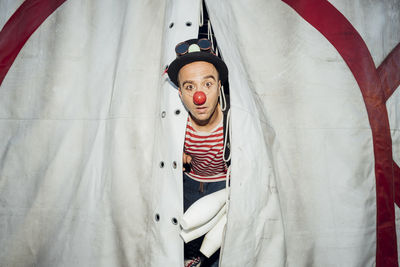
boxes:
[218,81,222,95]
[178,88,182,98]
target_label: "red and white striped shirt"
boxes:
[184,118,227,182]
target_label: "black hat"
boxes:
[167,38,228,87]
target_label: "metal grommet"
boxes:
[155,214,160,221]
[161,111,166,118]
[160,161,165,168]
[169,22,174,28]
[172,161,177,169]
[171,217,178,225]
[175,109,181,115]
[186,21,192,27]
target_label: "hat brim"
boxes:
[167,52,228,88]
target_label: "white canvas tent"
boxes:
[0,0,399,266]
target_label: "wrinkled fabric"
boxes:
[0,0,399,266]
[0,1,165,266]
[205,0,399,266]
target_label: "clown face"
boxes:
[178,61,222,129]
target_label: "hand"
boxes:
[182,152,192,172]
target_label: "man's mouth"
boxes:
[196,106,207,113]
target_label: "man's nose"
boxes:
[193,91,207,105]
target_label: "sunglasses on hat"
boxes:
[175,38,213,56]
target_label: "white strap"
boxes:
[219,86,227,112]
[222,109,231,163]
[199,0,204,27]
[207,20,214,51]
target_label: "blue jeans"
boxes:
[183,173,226,267]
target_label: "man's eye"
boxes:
[185,85,193,90]
[205,82,212,87]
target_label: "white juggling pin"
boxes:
[180,188,226,230]
[180,204,226,243]
[200,213,227,258]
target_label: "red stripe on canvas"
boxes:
[378,43,400,101]
[0,0,68,86]
[394,161,400,207]
[282,0,399,266]
[378,44,400,208]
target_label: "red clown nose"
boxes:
[193,91,207,105]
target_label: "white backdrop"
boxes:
[0,0,399,266]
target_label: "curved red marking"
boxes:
[394,162,400,207]
[0,0,67,87]
[377,38,400,209]
[282,0,398,266]
[378,43,400,101]
[1,0,398,264]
